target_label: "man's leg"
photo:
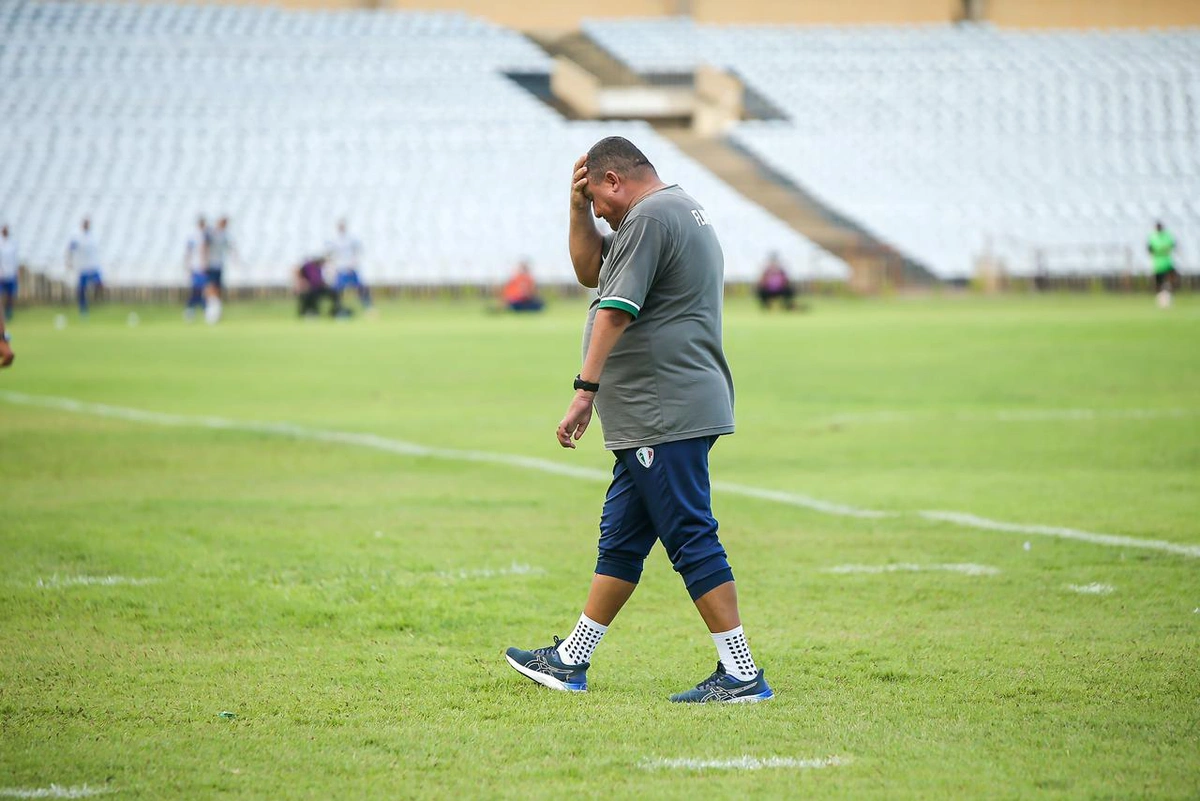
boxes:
[505,456,656,691]
[185,281,204,320]
[77,274,89,314]
[300,289,320,316]
[781,285,796,311]
[582,574,637,626]
[1156,271,1172,308]
[325,287,344,317]
[693,579,740,633]
[344,272,371,308]
[624,436,771,701]
[2,281,15,320]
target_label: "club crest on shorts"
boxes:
[635,447,655,469]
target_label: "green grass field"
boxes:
[1,294,1197,799]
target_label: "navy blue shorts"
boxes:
[595,435,734,601]
[205,266,224,290]
[335,269,363,291]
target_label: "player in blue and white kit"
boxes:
[183,216,208,322]
[0,225,18,321]
[66,218,104,315]
[327,220,371,311]
[204,217,237,296]
[203,216,238,324]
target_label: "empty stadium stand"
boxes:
[0,0,849,289]
[585,19,1200,279]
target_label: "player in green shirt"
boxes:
[1148,221,1179,308]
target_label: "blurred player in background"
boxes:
[756,251,797,311]
[1148,221,1179,308]
[499,259,544,312]
[66,218,104,316]
[295,255,344,318]
[327,220,371,312]
[0,225,18,321]
[183,216,208,322]
[0,304,13,368]
[505,137,772,704]
[204,216,237,324]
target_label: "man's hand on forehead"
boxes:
[571,154,592,211]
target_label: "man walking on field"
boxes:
[505,137,772,703]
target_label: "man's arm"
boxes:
[556,308,632,448]
[579,308,631,386]
[568,155,602,289]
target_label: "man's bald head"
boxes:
[582,137,666,231]
[586,137,656,182]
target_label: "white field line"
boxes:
[0,391,883,518]
[640,755,850,771]
[820,408,1194,426]
[435,563,546,581]
[1067,583,1116,595]
[824,563,1000,576]
[0,786,112,799]
[712,481,890,519]
[35,575,159,588]
[919,510,1200,559]
[3,391,1197,559]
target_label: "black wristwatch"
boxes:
[573,374,600,393]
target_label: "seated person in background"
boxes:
[295,256,345,318]
[757,252,797,311]
[500,260,545,313]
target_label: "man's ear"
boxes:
[603,170,621,193]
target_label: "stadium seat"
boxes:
[585,18,1200,278]
[0,0,848,287]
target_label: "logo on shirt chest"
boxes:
[635,447,655,469]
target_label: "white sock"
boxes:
[556,613,607,666]
[713,625,758,681]
[205,296,222,325]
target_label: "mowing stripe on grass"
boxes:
[35,575,159,588]
[4,391,1198,559]
[435,563,546,581]
[1067,583,1116,595]
[820,408,1193,426]
[919,510,1200,559]
[823,563,1000,576]
[639,755,849,771]
[0,786,112,799]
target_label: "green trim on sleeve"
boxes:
[597,298,640,318]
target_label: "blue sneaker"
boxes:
[670,661,773,704]
[505,637,589,692]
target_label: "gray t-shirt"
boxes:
[582,184,735,450]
